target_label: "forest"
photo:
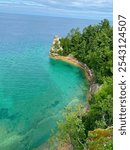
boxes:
[52,19,113,150]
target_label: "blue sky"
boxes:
[0,0,112,20]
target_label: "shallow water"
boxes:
[0,13,99,150]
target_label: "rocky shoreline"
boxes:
[35,36,100,150]
[48,36,101,150]
[49,36,99,102]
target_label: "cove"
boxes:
[0,13,92,150]
[0,55,88,150]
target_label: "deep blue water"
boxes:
[0,13,99,150]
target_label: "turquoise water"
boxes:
[0,13,98,150]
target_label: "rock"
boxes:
[50,35,63,56]
[87,83,100,102]
[90,83,99,94]
[0,108,9,119]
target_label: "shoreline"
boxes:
[36,33,98,149]
[35,55,92,150]
[49,54,100,103]
[35,55,98,150]
[49,55,94,83]
[35,55,93,150]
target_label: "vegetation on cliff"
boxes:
[87,127,112,150]
[59,19,112,84]
[51,19,113,150]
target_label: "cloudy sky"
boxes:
[0,0,112,20]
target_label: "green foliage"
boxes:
[60,19,113,83]
[87,128,113,150]
[95,120,107,129]
[54,41,60,49]
[83,77,113,134]
[60,37,71,56]
[92,77,113,126]
[52,19,113,149]
[54,105,87,150]
[57,50,63,55]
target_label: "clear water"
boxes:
[0,13,98,150]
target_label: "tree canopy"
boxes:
[52,19,113,150]
[60,19,113,83]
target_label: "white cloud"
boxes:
[0,0,112,8]
[71,1,84,7]
[22,1,44,7]
[0,0,112,20]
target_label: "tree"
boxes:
[53,19,113,150]
[54,105,87,150]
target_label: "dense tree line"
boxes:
[59,19,113,84]
[52,19,113,150]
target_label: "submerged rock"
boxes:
[0,108,18,120]
[0,108,9,119]
[51,101,60,107]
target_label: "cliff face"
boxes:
[49,35,99,99]
[50,35,63,56]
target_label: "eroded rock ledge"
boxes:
[49,35,101,150]
[50,35,63,56]
[50,35,99,101]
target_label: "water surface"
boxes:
[0,13,98,150]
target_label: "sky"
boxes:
[0,0,113,20]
